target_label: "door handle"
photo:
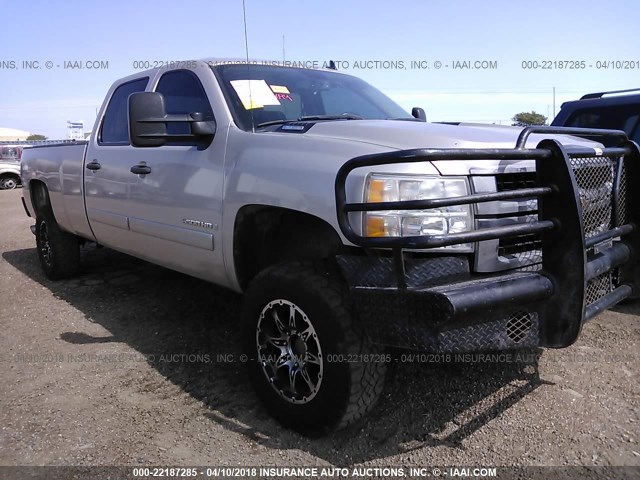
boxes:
[130,164,151,175]
[86,160,101,171]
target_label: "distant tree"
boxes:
[26,134,48,140]
[511,111,547,127]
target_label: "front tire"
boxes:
[242,261,387,435]
[35,213,80,280]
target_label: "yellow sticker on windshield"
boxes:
[230,79,281,110]
[270,85,290,94]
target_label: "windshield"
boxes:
[213,64,412,131]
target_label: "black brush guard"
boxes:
[335,127,640,351]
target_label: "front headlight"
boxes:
[364,174,473,251]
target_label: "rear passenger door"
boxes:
[122,69,227,284]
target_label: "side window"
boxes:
[567,105,640,132]
[566,109,604,129]
[155,70,214,143]
[100,77,148,144]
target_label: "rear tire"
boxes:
[242,261,387,436]
[35,212,80,280]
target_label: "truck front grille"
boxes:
[495,172,537,191]
[494,172,541,267]
[498,233,542,257]
[495,172,538,213]
[473,151,628,283]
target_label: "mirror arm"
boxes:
[137,113,202,123]
[134,122,216,140]
[136,133,199,139]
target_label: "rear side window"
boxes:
[565,105,640,143]
[155,70,214,144]
[1,146,21,160]
[100,77,148,144]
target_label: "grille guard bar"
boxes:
[334,127,640,348]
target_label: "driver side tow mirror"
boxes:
[128,92,216,148]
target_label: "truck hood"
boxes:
[300,120,602,175]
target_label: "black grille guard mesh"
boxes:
[334,126,640,348]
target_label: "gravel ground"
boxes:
[0,188,638,469]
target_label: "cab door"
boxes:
[84,76,149,254]
[120,68,227,284]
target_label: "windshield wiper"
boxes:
[298,114,364,121]
[256,114,364,128]
[255,119,293,128]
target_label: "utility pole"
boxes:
[553,87,556,118]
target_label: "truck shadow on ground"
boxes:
[3,245,547,464]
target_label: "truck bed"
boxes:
[21,142,92,239]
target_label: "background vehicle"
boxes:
[0,146,23,189]
[551,88,640,144]
[20,60,640,435]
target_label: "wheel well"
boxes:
[29,180,51,216]
[234,205,348,289]
[0,172,21,182]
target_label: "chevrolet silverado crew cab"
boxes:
[21,59,640,435]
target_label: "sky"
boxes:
[0,0,638,139]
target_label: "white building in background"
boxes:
[67,121,84,140]
[0,127,32,141]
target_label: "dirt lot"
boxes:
[0,188,638,469]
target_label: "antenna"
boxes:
[282,35,286,62]
[242,0,255,132]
